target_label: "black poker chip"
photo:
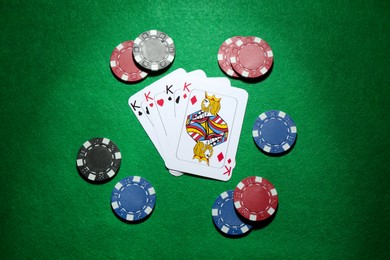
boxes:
[76,137,121,183]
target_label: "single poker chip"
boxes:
[212,190,252,236]
[110,40,148,82]
[230,36,273,78]
[111,176,156,222]
[217,36,244,78]
[76,138,121,183]
[233,176,278,222]
[169,170,184,177]
[133,30,175,71]
[253,110,297,154]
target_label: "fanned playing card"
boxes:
[128,68,248,181]
[165,78,248,181]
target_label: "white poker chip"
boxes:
[133,30,175,71]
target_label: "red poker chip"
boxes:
[217,36,244,78]
[110,40,148,82]
[230,36,273,78]
[233,176,278,221]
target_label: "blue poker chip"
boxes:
[253,110,297,154]
[111,176,156,222]
[211,190,252,236]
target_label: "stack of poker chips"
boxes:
[211,176,278,237]
[217,36,273,80]
[110,29,176,83]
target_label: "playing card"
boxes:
[164,79,248,181]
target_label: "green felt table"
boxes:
[1,0,389,259]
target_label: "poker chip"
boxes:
[111,176,156,222]
[217,36,244,78]
[230,36,273,78]
[110,40,148,82]
[76,138,121,183]
[212,190,252,236]
[169,170,184,177]
[253,110,297,154]
[133,30,175,71]
[233,176,278,222]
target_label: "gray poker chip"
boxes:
[133,30,175,71]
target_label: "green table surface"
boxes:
[1,0,389,259]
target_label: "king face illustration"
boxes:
[185,92,229,165]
